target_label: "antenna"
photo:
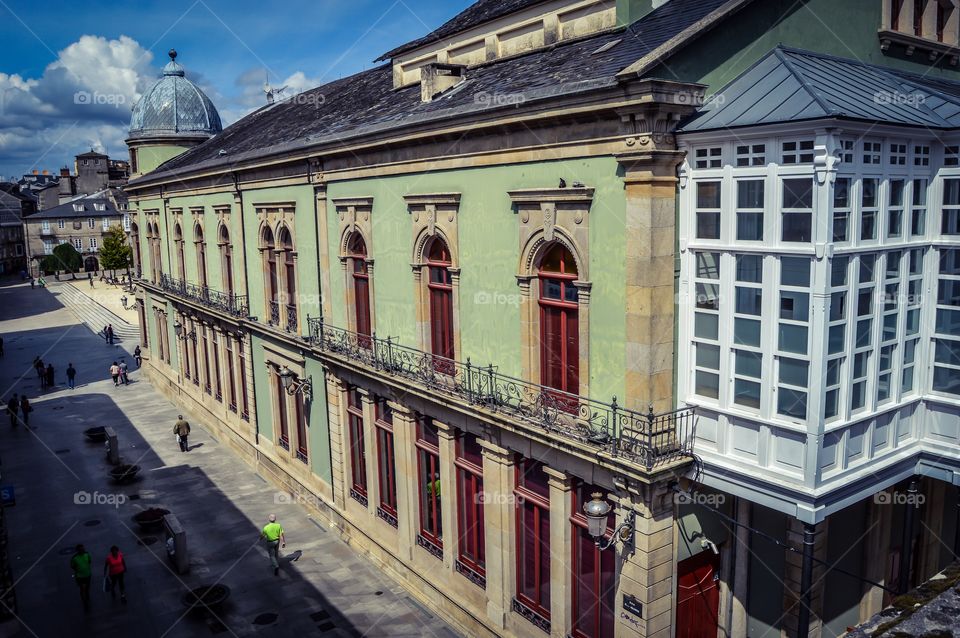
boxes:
[262,71,287,105]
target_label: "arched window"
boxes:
[195,225,207,289]
[219,225,233,297]
[426,237,454,372]
[262,227,278,326]
[174,224,185,281]
[348,233,371,347]
[278,226,297,331]
[151,223,162,282]
[538,243,579,399]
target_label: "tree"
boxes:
[40,243,82,275]
[99,225,132,278]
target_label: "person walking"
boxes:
[173,415,190,452]
[35,359,45,388]
[259,514,286,576]
[66,363,77,389]
[133,346,142,368]
[106,324,114,345]
[70,544,92,611]
[103,546,127,603]
[45,363,54,389]
[88,272,93,288]
[119,359,129,385]
[0,336,4,357]
[19,396,31,427]
[109,362,120,387]
[29,278,34,290]
[6,394,18,428]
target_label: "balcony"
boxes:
[306,317,696,472]
[158,274,248,318]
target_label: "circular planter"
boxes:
[83,426,107,443]
[131,508,169,532]
[109,464,140,484]
[182,584,230,613]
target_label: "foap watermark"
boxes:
[874,90,925,107]
[673,491,726,506]
[274,490,322,508]
[474,491,524,506]
[874,490,925,506]
[74,490,126,508]
[474,90,526,108]
[73,91,127,107]
[287,92,326,107]
[473,291,521,307]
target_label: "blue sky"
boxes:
[0,0,473,180]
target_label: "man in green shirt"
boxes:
[260,514,286,576]
[70,544,92,611]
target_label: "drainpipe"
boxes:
[899,479,920,594]
[796,522,816,638]
[232,172,258,447]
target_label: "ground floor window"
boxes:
[226,337,236,411]
[571,485,616,638]
[375,398,398,527]
[346,388,367,504]
[456,432,485,587]
[275,373,289,450]
[238,341,249,420]
[416,415,442,556]
[212,331,222,401]
[515,458,551,624]
[294,394,307,463]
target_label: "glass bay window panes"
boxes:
[736,180,764,241]
[781,178,813,242]
[696,182,722,239]
[834,178,851,242]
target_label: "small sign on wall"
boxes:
[623,593,643,618]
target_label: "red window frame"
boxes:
[892,0,904,30]
[346,388,367,498]
[182,318,191,380]
[212,331,222,401]
[196,227,208,288]
[201,327,211,394]
[571,484,616,638]
[914,0,925,36]
[349,234,372,348]
[264,229,278,312]
[190,321,199,385]
[416,415,442,551]
[225,336,236,411]
[426,238,455,373]
[515,458,551,619]
[455,433,485,580]
[175,227,185,280]
[276,373,289,449]
[280,228,296,321]
[538,244,580,409]
[375,398,397,521]
[238,340,249,420]
[294,394,308,462]
[221,228,234,297]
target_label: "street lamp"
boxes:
[583,492,636,552]
[277,365,312,401]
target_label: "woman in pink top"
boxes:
[103,545,127,603]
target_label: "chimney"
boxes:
[60,167,70,177]
[42,169,49,175]
[32,169,38,175]
[420,63,465,103]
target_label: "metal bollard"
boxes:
[104,427,119,465]
[163,514,189,574]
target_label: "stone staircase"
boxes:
[51,282,140,351]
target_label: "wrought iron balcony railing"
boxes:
[306,317,695,471]
[269,301,281,327]
[158,274,248,318]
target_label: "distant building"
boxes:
[23,192,128,275]
[0,184,33,275]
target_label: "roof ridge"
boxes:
[773,46,837,116]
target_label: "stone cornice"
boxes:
[507,187,594,205]
[402,193,461,207]
[330,197,374,210]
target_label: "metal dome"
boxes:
[128,49,222,139]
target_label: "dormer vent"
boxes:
[420,63,466,103]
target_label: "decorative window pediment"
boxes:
[404,193,461,265]
[332,197,374,257]
[509,187,593,278]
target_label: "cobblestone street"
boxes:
[0,280,459,638]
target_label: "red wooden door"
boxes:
[676,550,720,638]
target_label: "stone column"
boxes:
[315,184,333,320]
[359,390,378,516]
[544,466,574,638]
[479,439,514,630]
[233,192,250,300]
[617,150,685,413]
[326,376,347,511]
[782,518,829,638]
[391,401,418,561]
[730,498,751,637]
[860,497,892,618]
[436,420,457,570]
[616,482,676,638]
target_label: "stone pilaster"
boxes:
[544,466,574,638]
[391,402,418,561]
[359,390,378,516]
[617,150,684,414]
[782,519,829,638]
[315,184,333,320]
[326,376,347,511]
[436,420,457,570]
[479,439,514,630]
[616,482,676,638]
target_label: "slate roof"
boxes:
[25,196,120,220]
[679,46,960,133]
[377,0,550,61]
[139,0,734,183]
